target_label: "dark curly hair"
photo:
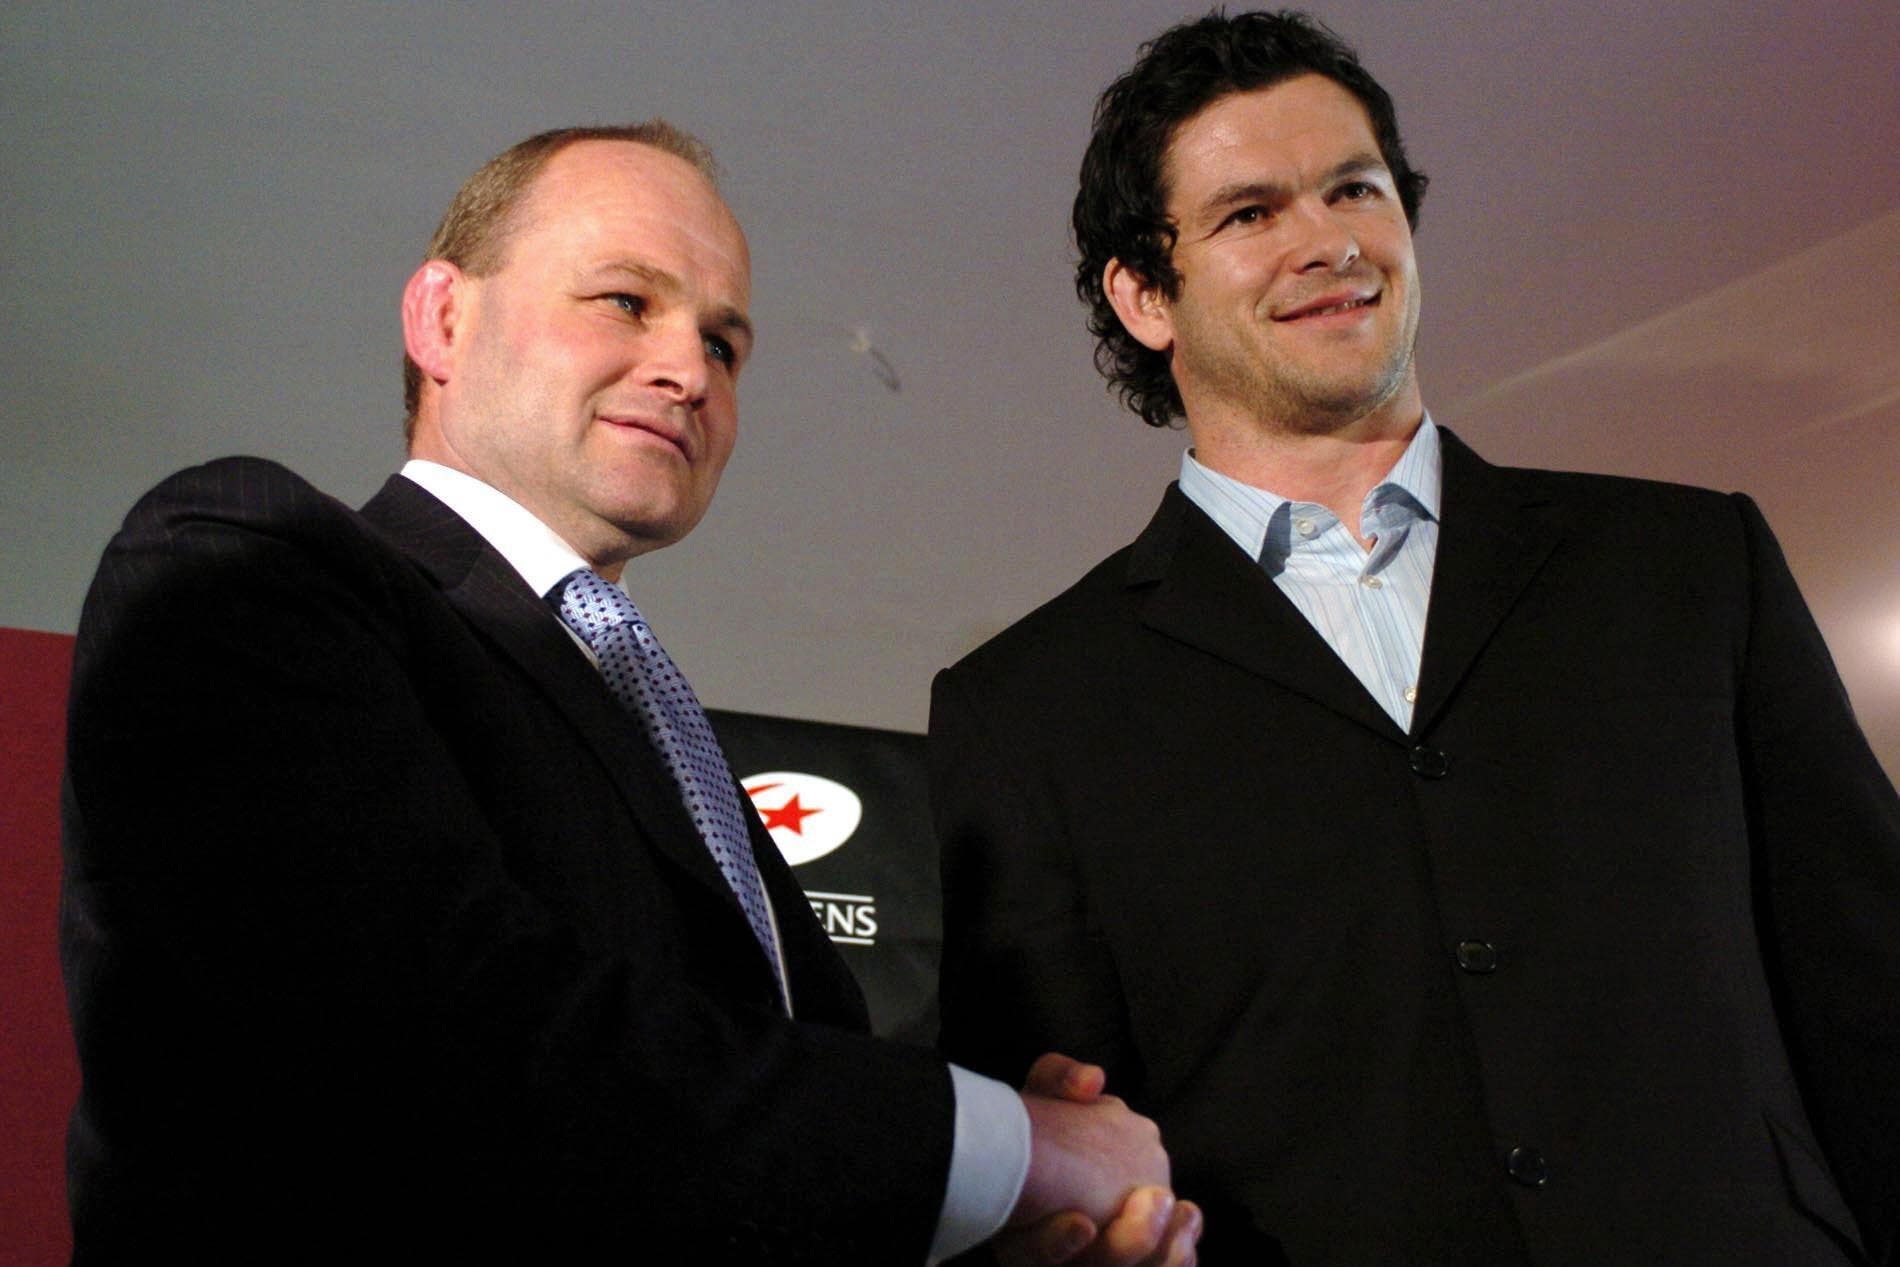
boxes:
[1074,10,1428,428]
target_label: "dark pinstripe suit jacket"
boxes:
[61,457,953,1264]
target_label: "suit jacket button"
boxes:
[1507,1146,1548,1187]
[1408,745,1450,778]
[1455,940,1499,973]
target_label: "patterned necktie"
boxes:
[553,567,788,1010]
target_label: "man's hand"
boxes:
[998,1186,1201,1267]
[997,1053,1201,1266]
[1012,1067,1165,1228]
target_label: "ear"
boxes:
[401,260,467,391]
[1103,257,1174,354]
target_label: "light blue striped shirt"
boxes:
[1177,418,1442,732]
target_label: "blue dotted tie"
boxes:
[553,568,788,1010]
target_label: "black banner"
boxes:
[708,709,938,1044]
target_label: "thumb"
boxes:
[1023,1052,1108,1103]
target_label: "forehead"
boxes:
[509,140,750,297]
[1163,75,1381,200]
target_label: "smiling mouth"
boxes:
[602,416,692,460]
[1278,294,1378,321]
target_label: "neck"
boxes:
[408,423,640,581]
[1189,391,1425,541]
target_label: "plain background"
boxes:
[4,1,1895,778]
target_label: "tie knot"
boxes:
[553,567,644,649]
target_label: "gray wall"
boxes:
[5,2,1895,775]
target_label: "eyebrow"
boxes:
[590,258,755,351]
[1196,152,1391,221]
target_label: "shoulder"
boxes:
[938,485,1253,719]
[119,455,369,544]
[1446,432,1758,550]
[92,456,404,592]
[943,482,1242,683]
[79,457,423,659]
[1508,461,1738,515]
[942,540,1136,686]
[1508,466,1767,582]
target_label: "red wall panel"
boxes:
[1,628,77,1264]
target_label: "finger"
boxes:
[1159,1200,1202,1267]
[994,1210,1099,1267]
[1087,1186,1174,1264]
[1063,1062,1108,1100]
[1023,1051,1107,1102]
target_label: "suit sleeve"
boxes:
[930,664,1142,1094]
[61,461,954,1264]
[1732,493,1900,1263]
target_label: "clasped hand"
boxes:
[1002,1053,1200,1266]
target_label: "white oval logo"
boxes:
[741,771,863,866]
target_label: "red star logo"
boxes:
[748,786,823,835]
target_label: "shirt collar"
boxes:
[399,459,592,599]
[1380,414,1442,521]
[1178,414,1442,561]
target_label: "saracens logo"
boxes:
[741,771,863,866]
[743,771,877,946]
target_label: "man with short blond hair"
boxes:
[63,123,1198,1265]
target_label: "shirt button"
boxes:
[1360,575,1384,589]
[1404,685,1418,703]
[1455,941,1499,973]
[1294,518,1316,537]
[1507,1146,1549,1188]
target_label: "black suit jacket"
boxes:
[61,458,954,1263]
[934,432,1900,1266]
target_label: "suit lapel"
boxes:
[744,803,868,1025]
[1129,485,1403,741]
[358,475,743,906]
[1410,430,1563,736]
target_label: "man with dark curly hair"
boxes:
[934,11,1899,1265]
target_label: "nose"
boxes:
[642,317,711,407]
[1289,199,1360,274]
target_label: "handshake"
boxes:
[1001,1054,1200,1267]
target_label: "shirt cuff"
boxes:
[928,1063,1031,1264]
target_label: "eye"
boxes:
[1222,205,1270,230]
[704,333,736,368]
[1334,179,1381,203]
[604,292,646,317]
